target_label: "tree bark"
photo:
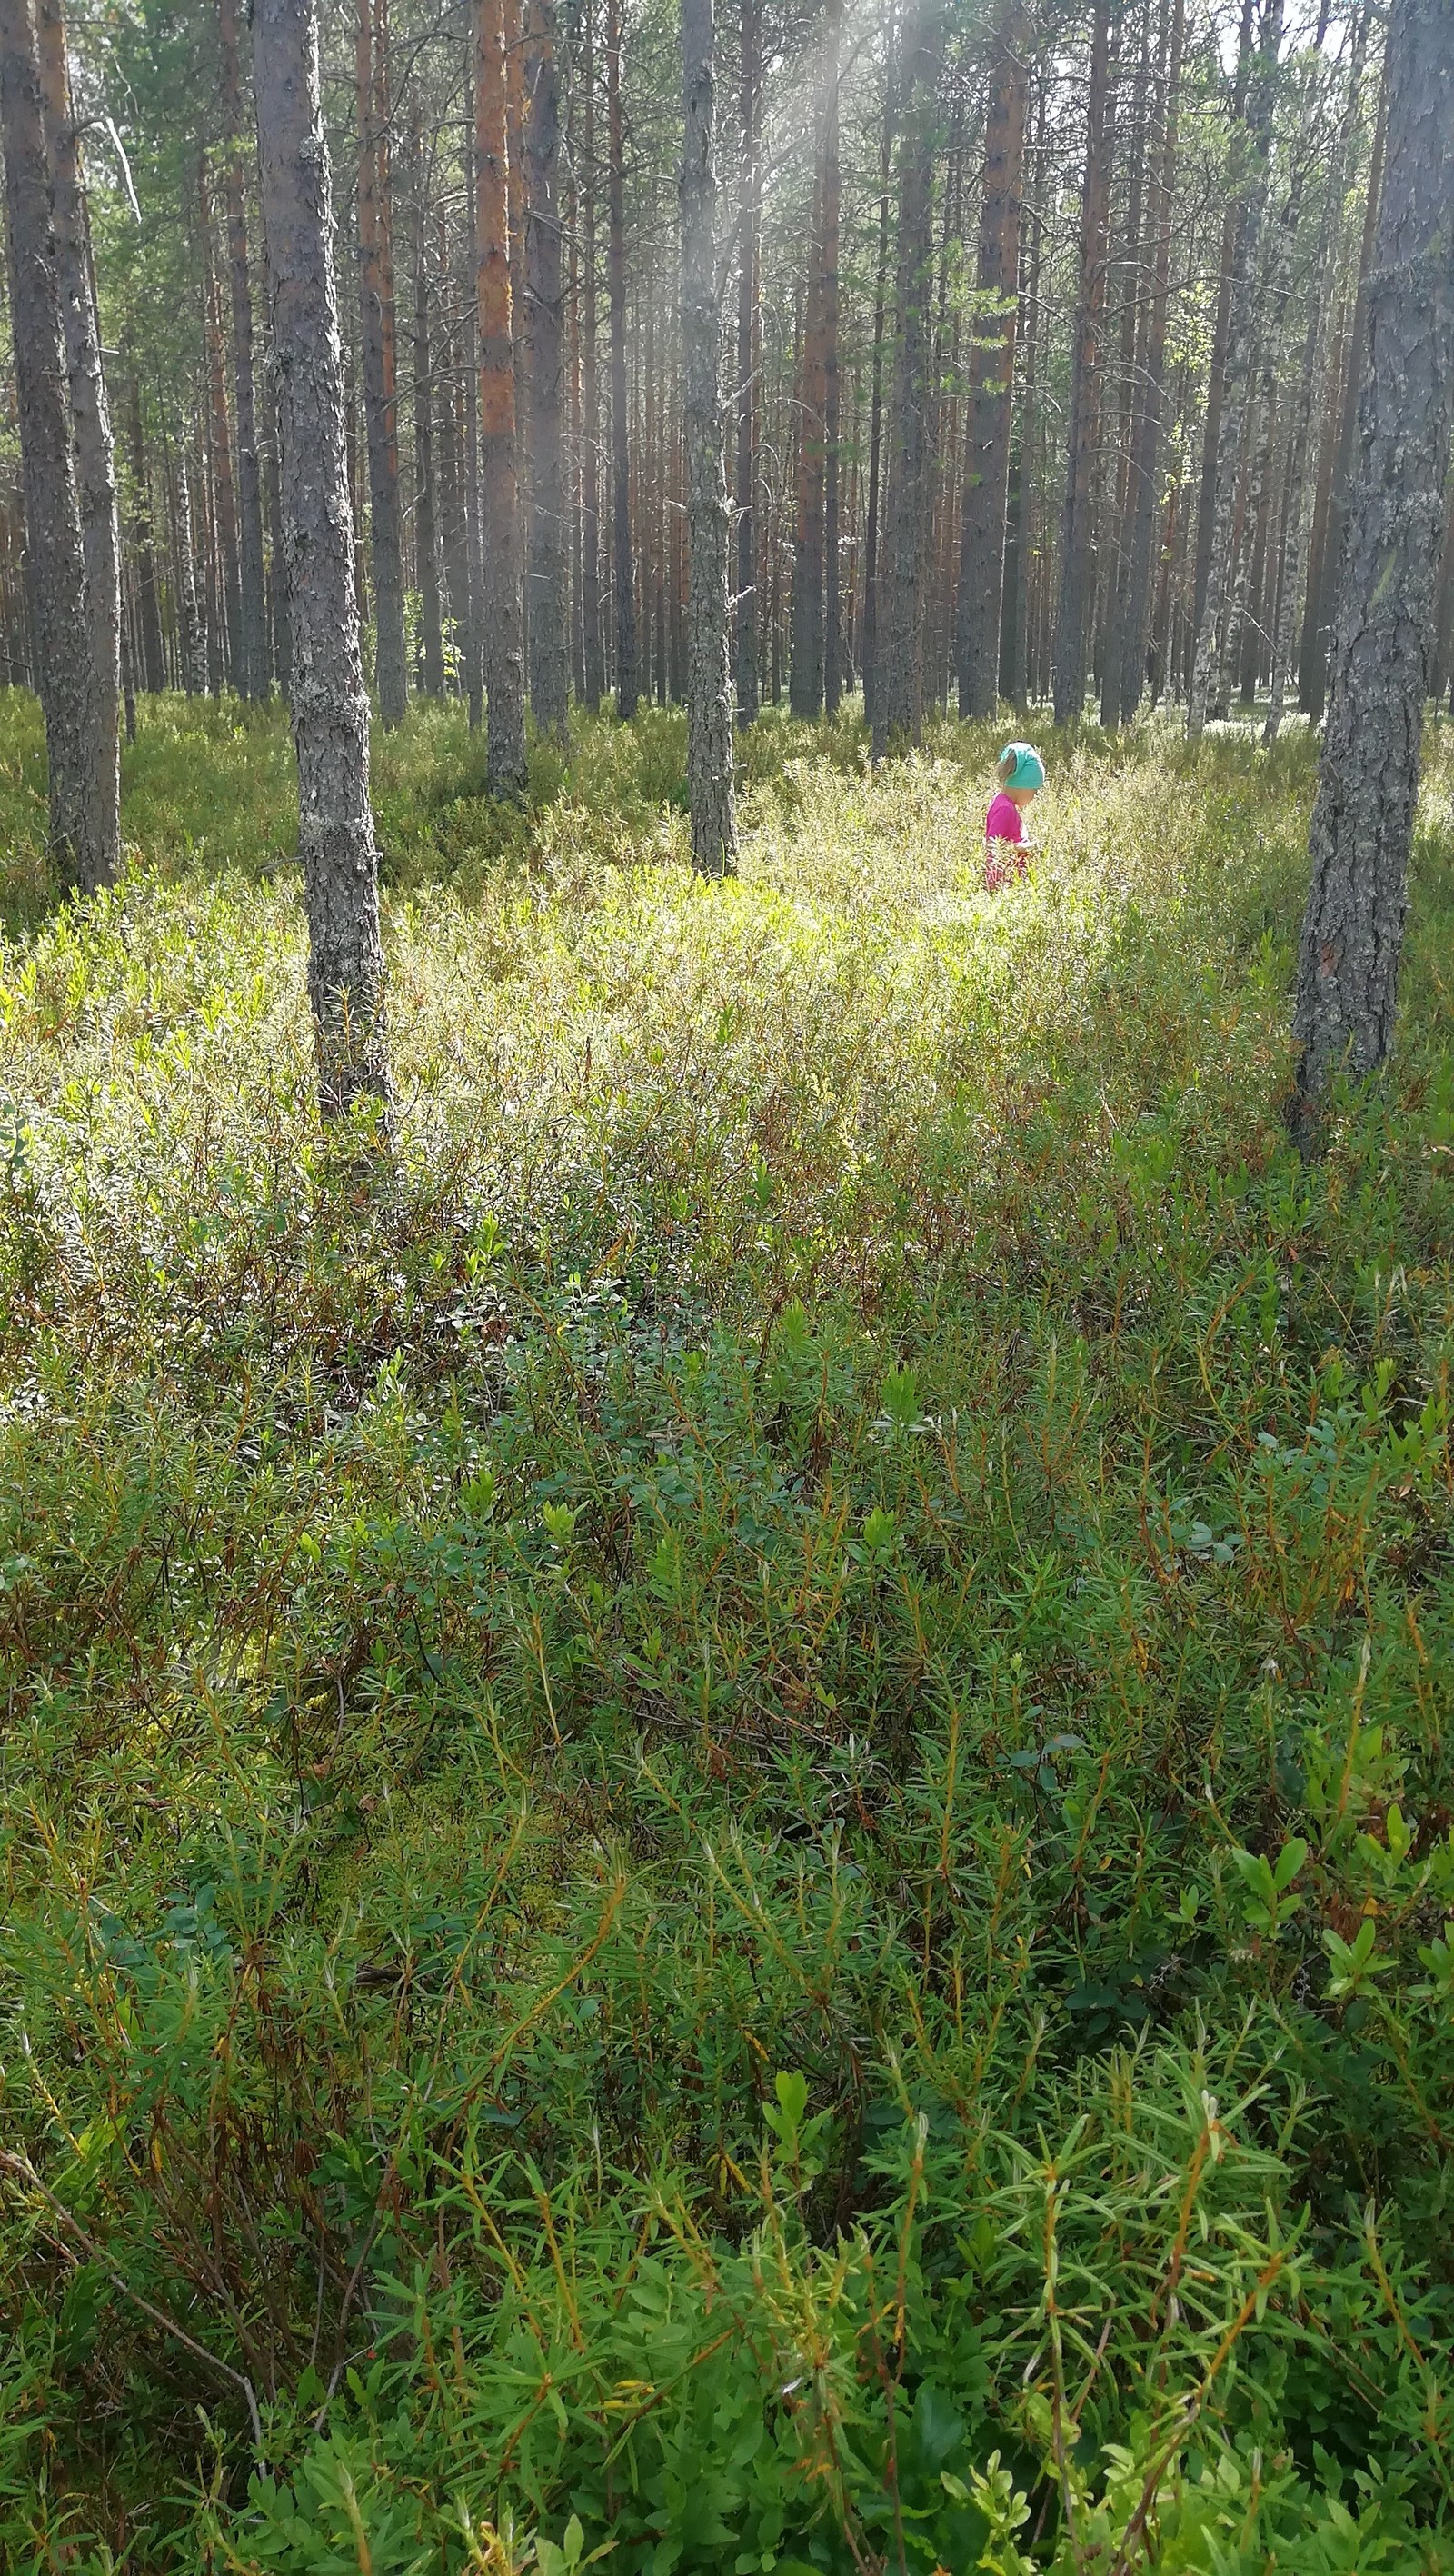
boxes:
[821,0,842,715]
[1264,12,1365,744]
[36,0,120,853]
[1305,55,1387,724]
[218,0,268,697]
[1115,0,1184,724]
[126,369,166,693]
[861,30,894,733]
[0,0,110,889]
[605,0,636,717]
[871,0,941,758]
[790,158,825,718]
[408,119,444,697]
[1192,0,1255,652]
[1188,0,1283,741]
[199,160,242,686]
[578,0,604,709]
[253,0,390,1120]
[1291,0,1452,1127]
[956,0,1029,721]
[733,0,759,724]
[1051,0,1111,724]
[525,0,569,741]
[680,0,736,874]
[356,0,407,726]
[475,0,528,789]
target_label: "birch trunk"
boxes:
[1051,0,1110,724]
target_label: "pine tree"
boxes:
[253,0,390,1118]
[1291,0,1452,1131]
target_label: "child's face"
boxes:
[1008,784,1038,811]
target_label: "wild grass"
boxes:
[2,692,1454,2571]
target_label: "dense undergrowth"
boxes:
[3,690,1454,2571]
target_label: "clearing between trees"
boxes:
[4,700,1454,2569]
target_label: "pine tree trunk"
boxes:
[1100,0,1152,728]
[733,0,760,724]
[36,0,120,855]
[1264,13,1364,744]
[408,120,445,697]
[0,0,111,889]
[1116,0,1184,724]
[1291,0,1452,1127]
[861,36,893,731]
[1192,0,1255,653]
[252,0,390,1121]
[475,0,528,789]
[1007,77,1045,713]
[463,136,485,732]
[356,0,407,725]
[218,0,268,697]
[127,369,167,693]
[871,0,941,758]
[579,0,604,710]
[1188,0,1283,741]
[605,0,636,718]
[790,158,826,718]
[956,0,1029,721]
[174,437,206,694]
[1305,57,1387,724]
[524,0,569,740]
[1051,0,1111,724]
[822,0,842,714]
[680,0,736,874]
[199,162,242,685]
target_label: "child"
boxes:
[984,741,1045,891]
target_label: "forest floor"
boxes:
[3,693,1454,2572]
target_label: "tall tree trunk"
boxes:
[1305,56,1387,724]
[253,0,390,1120]
[1264,12,1365,744]
[174,435,206,694]
[955,0,1029,722]
[861,31,894,732]
[1006,75,1045,714]
[463,125,485,732]
[790,158,825,718]
[1291,0,1451,1129]
[733,0,759,724]
[525,0,568,739]
[579,0,603,709]
[1115,0,1184,725]
[1051,0,1111,724]
[36,0,120,855]
[218,0,268,696]
[475,0,528,789]
[822,0,842,715]
[0,0,110,889]
[407,121,444,697]
[356,0,407,725]
[1188,0,1283,741]
[126,370,166,693]
[605,0,636,716]
[680,0,736,874]
[871,0,941,758]
[199,161,242,685]
[1192,0,1255,653]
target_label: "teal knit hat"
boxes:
[999,741,1046,791]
